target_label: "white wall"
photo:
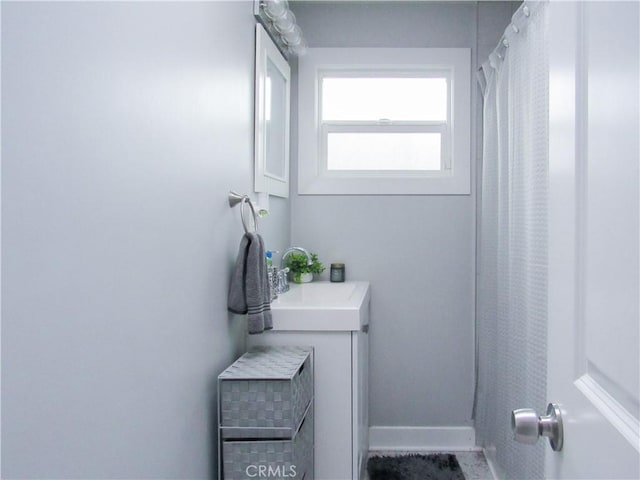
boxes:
[290,1,517,435]
[1,2,289,478]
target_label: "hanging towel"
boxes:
[228,232,273,334]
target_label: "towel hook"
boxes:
[228,191,258,234]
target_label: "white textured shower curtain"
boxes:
[475,2,548,478]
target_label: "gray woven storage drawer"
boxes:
[222,405,314,480]
[219,346,313,439]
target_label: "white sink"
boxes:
[269,281,370,331]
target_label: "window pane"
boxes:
[327,132,441,171]
[322,77,447,121]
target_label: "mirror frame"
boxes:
[254,23,291,198]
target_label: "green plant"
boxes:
[284,252,325,283]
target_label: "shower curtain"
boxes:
[475,2,549,478]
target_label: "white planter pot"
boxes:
[294,272,314,284]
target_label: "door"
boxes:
[547,1,639,478]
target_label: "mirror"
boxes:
[255,24,291,198]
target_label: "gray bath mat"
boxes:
[367,453,465,480]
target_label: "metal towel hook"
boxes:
[228,191,258,234]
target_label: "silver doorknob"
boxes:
[511,403,563,451]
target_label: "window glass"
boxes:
[322,77,448,122]
[326,132,442,171]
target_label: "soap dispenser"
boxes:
[265,250,278,301]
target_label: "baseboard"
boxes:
[482,445,505,480]
[369,426,477,451]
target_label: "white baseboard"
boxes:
[482,445,505,480]
[369,426,477,451]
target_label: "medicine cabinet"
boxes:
[254,24,291,198]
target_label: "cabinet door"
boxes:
[352,330,369,480]
[247,331,353,479]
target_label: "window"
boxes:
[298,48,471,195]
[321,74,450,172]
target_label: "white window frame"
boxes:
[298,48,471,195]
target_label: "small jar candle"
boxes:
[330,263,345,282]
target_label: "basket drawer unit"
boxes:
[221,405,314,480]
[219,346,313,439]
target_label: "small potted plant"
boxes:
[284,252,325,283]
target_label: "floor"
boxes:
[366,450,494,479]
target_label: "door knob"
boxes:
[511,403,563,451]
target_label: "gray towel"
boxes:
[228,232,273,334]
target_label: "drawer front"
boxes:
[220,354,312,435]
[222,406,314,480]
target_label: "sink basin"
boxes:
[269,281,370,331]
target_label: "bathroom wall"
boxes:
[290,1,517,440]
[1,2,289,478]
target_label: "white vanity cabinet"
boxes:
[246,281,370,480]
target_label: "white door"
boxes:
[547,1,640,478]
